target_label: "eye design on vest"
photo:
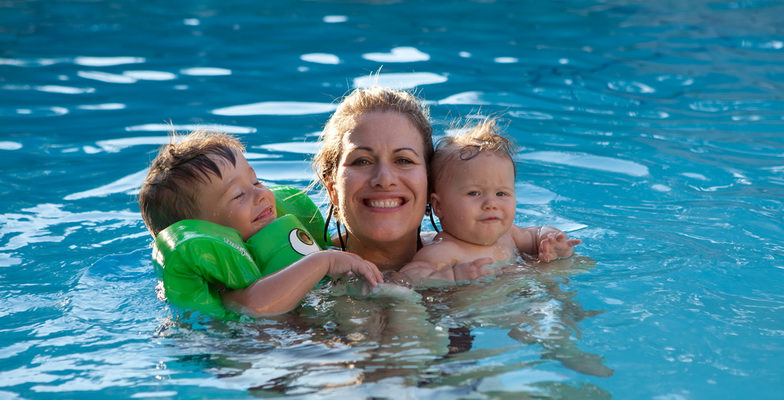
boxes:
[289,228,320,256]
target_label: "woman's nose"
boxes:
[370,162,395,188]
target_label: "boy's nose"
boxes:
[254,185,271,204]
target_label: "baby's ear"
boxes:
[429,193,442,217]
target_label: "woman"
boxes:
[313,86,434,272]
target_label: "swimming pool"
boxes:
[1,0,782,398]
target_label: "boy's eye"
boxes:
[233,191,245,200]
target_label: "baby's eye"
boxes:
[496,191,510,197]
[467,191,480,196]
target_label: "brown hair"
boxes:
[139,130,244,237]
[431,118,516,190]
[313,86,434,189]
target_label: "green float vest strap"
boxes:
[270,186,328,249]
[153,186,326,319]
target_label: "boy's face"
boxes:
[431,152,516,246]
[194,151,276,241]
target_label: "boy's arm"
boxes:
[223,250,381,316]
[512,225,582,262]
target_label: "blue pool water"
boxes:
[2,0,783,398]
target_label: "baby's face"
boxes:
[431,152,516,246]
[194,151,276,241]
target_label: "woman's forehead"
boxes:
[343,111,424,151]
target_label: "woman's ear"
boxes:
[325,178,338,206]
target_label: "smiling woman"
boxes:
[314,87,434,271]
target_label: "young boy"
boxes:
[139,130,382,319]
[398,119,581,284]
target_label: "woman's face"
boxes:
[326,111,429,250]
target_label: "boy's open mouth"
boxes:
[253,205,275,222]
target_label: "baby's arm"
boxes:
[398,244,495,285]
[223,250,381,316]
[512,225,582,262]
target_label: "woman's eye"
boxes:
[350,158,371,166]
[396,157,414,165]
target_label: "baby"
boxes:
[139,130,382,319]
[399,119,581,284]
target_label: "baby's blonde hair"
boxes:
[431,118,516,191]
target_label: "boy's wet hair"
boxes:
[139,130,244,237]
[431,118,516,190]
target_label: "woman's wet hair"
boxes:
[313,86,434,189]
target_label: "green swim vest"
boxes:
[152,186,327,319]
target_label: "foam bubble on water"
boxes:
[323,15,347,23]
[247,161,315,182]
[518,151,650,177]
[124,123,256,134]
[74,56,145,66]
[300,53,341,65]
[77,103,126,110]
[212,102,337,116]
[65,169,149,200]
[681,172,709,180]
[0,141,22,150]
[652,184,672,192]
[607,80,656,94]
[77,71,137,84]
[35,85,95,94]
[353,72,447,90]
[180,67,231,76]
[257,142,321,155]
[122,70,177,81]
[363,47,430,62]
[494,57,519,63]
[436,91,490,105]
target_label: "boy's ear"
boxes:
[430,193,442,218]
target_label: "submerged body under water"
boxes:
[155,256,612,398]
[1,0,783,398]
